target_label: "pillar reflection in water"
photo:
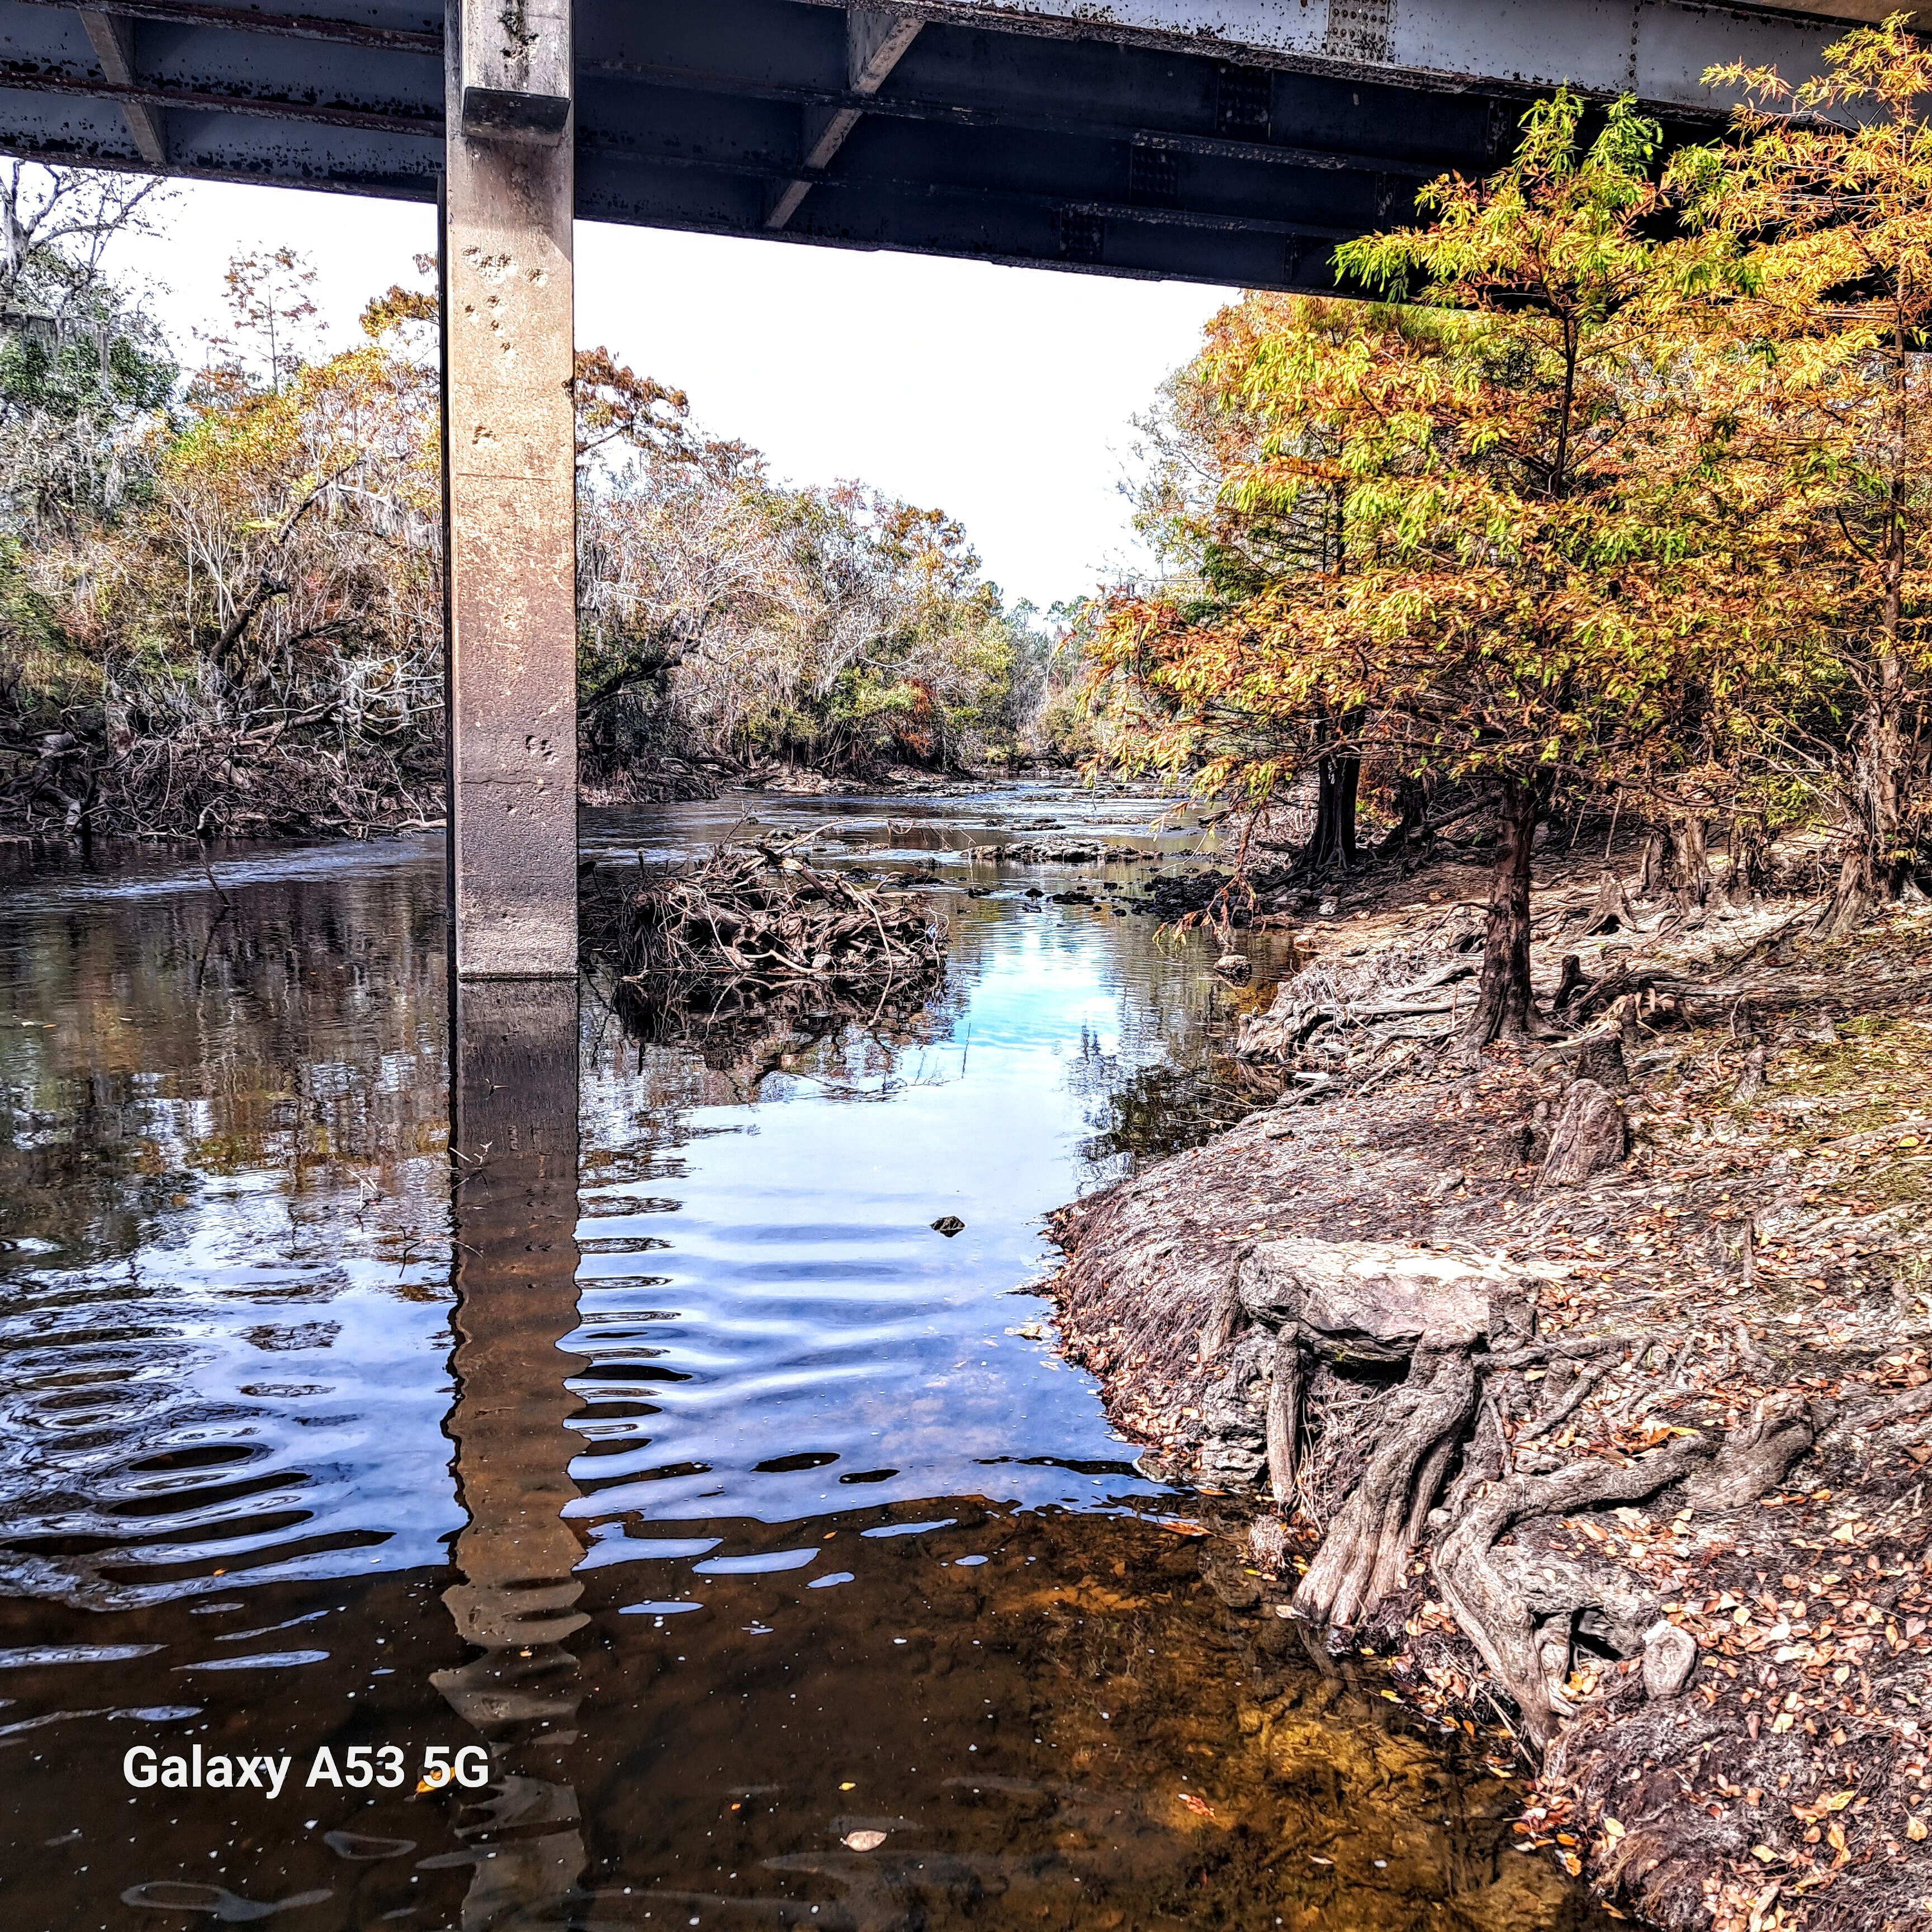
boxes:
[435,978,590,1930]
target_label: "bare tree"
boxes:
[0,160,171,316]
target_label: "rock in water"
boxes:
[1540,1079,1626,1186]
[1249,1514,1289,1574]
[930,1215,965,1237]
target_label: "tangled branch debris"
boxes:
[2,676,444,842]
[585,831,948,1024]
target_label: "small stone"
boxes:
[931,1215,965,1237]
[1641,1620,1698,1701]
[842,1830,888,1852]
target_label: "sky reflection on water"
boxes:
[0,789,1611,1932]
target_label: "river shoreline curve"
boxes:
[1044,870,1932,1932]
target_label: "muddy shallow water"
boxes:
[0,787,1611,1931]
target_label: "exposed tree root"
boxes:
[1271,1309,1820,1763]
[1049,857,1932,1930]
[1291,1339,1476,1626]
[1220,1226,1836,1777]
[1681,1391,1814,1511]
[1433,1432,1713,1750]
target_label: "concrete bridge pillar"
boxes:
[441,0,577,979]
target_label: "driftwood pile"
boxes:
[1,711,444,841]
[587,834,948,1053]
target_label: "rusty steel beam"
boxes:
[20,0,439,53]
[0,0,1848,257]
[74,8,167,163]
[0,58,441,134]
[795,0,1841,114]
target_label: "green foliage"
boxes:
[0,329,173,424]
[1094,93,1770,820]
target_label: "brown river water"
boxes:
[0,787,1612,1932]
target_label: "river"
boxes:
[0,785,1609,1931]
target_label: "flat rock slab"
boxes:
[1238,1239,1540,1358]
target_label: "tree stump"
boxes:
[1235,1240,1541,1624]
[1582,867,1639,935]
[1541,1079,1626,1185]
[1575,1031,1630,1094]
[1552,951,1588,1010]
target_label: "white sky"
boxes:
[107,179,1235,613]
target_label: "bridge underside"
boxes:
[0,0,1862,292]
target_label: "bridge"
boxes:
[0,0,1864,975]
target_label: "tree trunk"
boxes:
[1305,750,1360,872]
[1722,818,1766,910]
[1460,773,1545,1046]
[1375,773,1429,859]
[1638,827,1667,899]
[1820,654,1915,937]
[1668,813,1712,911]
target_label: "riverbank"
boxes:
[1044,855,1932,1932]
[1,747,1074,841]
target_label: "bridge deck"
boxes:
[0,0,1852,289]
